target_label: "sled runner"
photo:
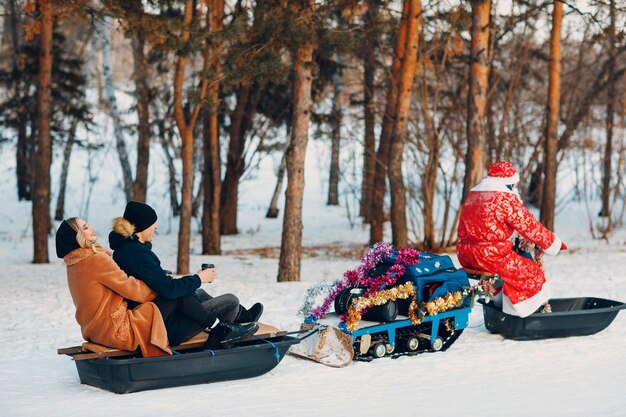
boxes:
[58,323,303,394]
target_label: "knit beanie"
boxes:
[56,220,80,258]
[123,201,158,233]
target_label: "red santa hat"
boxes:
[487,161,520,185]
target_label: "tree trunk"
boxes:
[359,3,377,221]
[462,0,491,202]
[387,0,421,248]
[422,143,439,249]
[201,0,223,255]
[486,16,498,167]
[369,0,410,244]
[177,127,194,273]
[540,0,563,231]
[29,104,38,194]
[158,120,180,216]
[102,16,133,201]
[220,84,250,235]
[54,118,78,221]
[527,50,625,207]
[174,0,218,272]
[600,0,616,222]
[277,0,315,282]
[202,109,221,254]
[220,1,266,235]
[16,116,31,201]
[131,27,151,203]
[327,58,342,206]
[266,148,288,218]
[174,0,197,274]
[32,0,53,263]
[419,56,440,250]
[8,0,31,201]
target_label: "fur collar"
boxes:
[471,177,522,202]
[472,177,517,194]
[64,247,110,266]
[112,217,135,238]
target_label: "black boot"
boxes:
[235,303,264,323]
[204,322,259,350]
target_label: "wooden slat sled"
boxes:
[58,322,287,361]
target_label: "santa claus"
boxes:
[457,161,566,317]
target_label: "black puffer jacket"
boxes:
[108,219,200,301]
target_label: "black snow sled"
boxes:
[58,324,302,394]
[478,297,626,340]
[465,269,626,341]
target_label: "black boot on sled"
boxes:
[235,303,264,323]
[204,322,259,350]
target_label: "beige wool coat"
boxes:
[64,247,171,357]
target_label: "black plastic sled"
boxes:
[74,335,300,394]
[478,297,626,340]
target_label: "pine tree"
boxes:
[370,0,410,244]
[201,0,224,255]
[0,9,90,208]
[277,0,317,282]
[387,0,421,248]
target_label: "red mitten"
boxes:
[560,242,568,251]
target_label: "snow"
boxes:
[1,139,626,417]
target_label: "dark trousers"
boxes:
[130,290,240,345]
[151,294,218,346]
[182,289,240,340]
[153,294,217,328]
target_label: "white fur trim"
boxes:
[488,172,519,185]
[544,235,562,256]
[471,177,518,195]
[501,282,551,318]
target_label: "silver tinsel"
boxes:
[298,280,341,317]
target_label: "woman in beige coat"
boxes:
[56,218,171,357]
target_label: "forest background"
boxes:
[0,0,625,281]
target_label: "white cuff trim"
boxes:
[487,172,519,185]
[471,177,519,195]
[544,235,562,257]
[502,282,551,318]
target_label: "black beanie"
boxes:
[123,201,158,233]
[56,220,80,258]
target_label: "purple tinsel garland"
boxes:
[309,242,422,320]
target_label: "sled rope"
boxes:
[203,349,216,362]
[254,335,280,363]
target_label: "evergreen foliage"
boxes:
[0,31,91,146]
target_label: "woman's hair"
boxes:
[65,217,105,254]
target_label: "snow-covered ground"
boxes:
[1,139,626,417]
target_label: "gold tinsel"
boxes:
[423,291,464,316]
[407,299,420,323]
[344,283,417,331]
[343,282,485,332]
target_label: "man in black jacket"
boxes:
[109,201,263,348]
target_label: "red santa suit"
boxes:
[457,162,563,317]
